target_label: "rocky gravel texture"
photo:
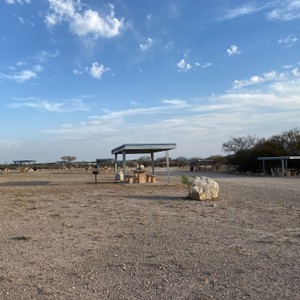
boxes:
[0,169,299,299]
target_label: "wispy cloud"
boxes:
[4,0,31,4]
[0,65,42,83]
[232,67,300,89]
[177,58,192,72]
[33,50,60,63]
[161,99,188,107]
[73,69,83,75]
[139,38,153,52]
[45,1,124,38]
[278,34,298,47]
[267,0,300,21]
[227,45,241,56]
[9,97,90,112]
[221,1,300,22]
[221,2,264,20]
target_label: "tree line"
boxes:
[222,128,300,173]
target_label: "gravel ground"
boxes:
[0,168,299,299]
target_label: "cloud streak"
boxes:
[232,67,299,89]
[4,0,30,4]
[8,97,90,112]
[221,1,300,22]
[278,34,298,47]
[0,65,42,83]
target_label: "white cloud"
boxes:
[9,97,90,112]
[195,62,212,69]
[0,65,42,83]
[73,69,82,75]
[227,45,241,56]
[222,2,263,20]
[33,50,60,63]
[267,0,300,21]
[4,0,30,4]
[162,99,188,107]
[0,50,58,83]
[177,59,192,72]
[87,62,110,80]
[232,67,300,89]
[45,1,124,38]
[278,34,298,47]
[177,59,212,72]
[221,1,300,22]
[233,71,276,89]
[139,38,153,51]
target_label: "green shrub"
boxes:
[181,175,194,197]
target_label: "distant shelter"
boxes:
[13,160,36,165]
[257,156,300,176]
[111,143,176,183]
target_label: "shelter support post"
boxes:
[281,159,285,176]
[114,154,118,180]
[151,152,154,175]
[166,150,170,184]
[262,159,265,174]
[122,151,126,184]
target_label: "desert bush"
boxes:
[181,175,194,197]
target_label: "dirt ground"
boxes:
[0,168,299,300]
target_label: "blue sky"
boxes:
[0,0,300,163]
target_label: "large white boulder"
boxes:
[190,176,219,201]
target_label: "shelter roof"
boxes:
[111,143,176,155]
[257,156,300,161]
[96,158,114,162]
[13,160,36,164]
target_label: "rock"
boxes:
[190,176,219,201]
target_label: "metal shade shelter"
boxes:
[257,156,300,175]
[95,158,114,168]
[13,160,36,165]
[111,143,176,183]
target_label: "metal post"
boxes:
[166,150,170,184]
[122,151,126,184]
[151,152,154,175]
[114,154,118,181]
[281,158,285,176]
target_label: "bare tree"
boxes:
[222,135,258,154]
